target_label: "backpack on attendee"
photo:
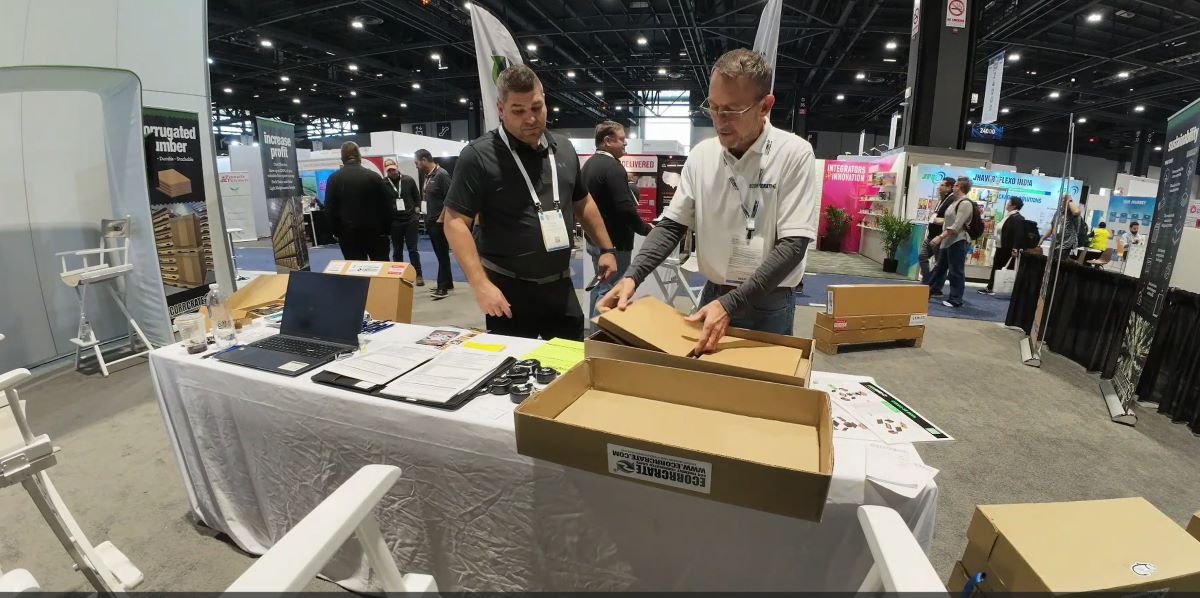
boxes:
[1076,216,1090,249]
[961,199,985,240]
[1020,219,1041,249]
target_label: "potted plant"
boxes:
[877,212,914,273]
[820,206,852,252]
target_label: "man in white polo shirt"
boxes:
[598,48,818,354]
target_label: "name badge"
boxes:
[726,235,765,284]
[539,209,570,252]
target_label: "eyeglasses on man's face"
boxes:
[699,98,762,120]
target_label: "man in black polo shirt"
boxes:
[582,120,653,318]
[443,64,617,340]
[324,141,396,260]
[416,149,454,298]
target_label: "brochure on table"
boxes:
[909,164,1082,272]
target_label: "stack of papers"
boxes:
[380,348,509,403]
[323,343,440,386]
[519,338,585,373]
[865,442,939,498]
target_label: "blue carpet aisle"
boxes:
[235,245,1010,322]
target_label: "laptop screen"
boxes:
[280,271,370,345]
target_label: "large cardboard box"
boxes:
[958,497,1200,594]
[515,357,833,520]
[824,284,929,318]
[812,316,924,354]
[324,261,415,324]
[594,297,813,382]
[1188,511,1200,542]
[947,561,972,595]
[585,330,812,387]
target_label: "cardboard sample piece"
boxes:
[594,297,813,385]
[324,260,415,323]
[955,497,1200,594]
[1188,511,1200,542]
[814,285,929,354]
[157,168,193,197]
[515,357,833,520]
[201,273,289,329]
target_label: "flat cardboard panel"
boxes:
[963,499,1200,593]
[585,331,812,387]
[1188,511,1200,542]
[515,358,832,520]
[596,297,811,379]
[555,389,820,472]
[815,311,922,331]
[826,284,929,318]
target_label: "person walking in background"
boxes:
[1115,221,1141,261]
[415,149,454,300]
[384,159,424,286]
[324,141,395,260]
[924,178,974,308]
[581,120,653,318]
[980,197,1025,295]
[918,177,957,280]
[1040,195,1084,261]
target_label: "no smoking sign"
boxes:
[946,0,967,28]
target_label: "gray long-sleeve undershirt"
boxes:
[626,217,810,316]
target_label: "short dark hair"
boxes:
[594,121,624,147]
[712,48,772,99]
[340,141,361,163]
[956,178,973,193]
[496,64,542,102]
[1099,221,1107,228]
[1009,197,1024,210]
[1130,221,1140,228]
[941,177,955,186]
[414,149,433,163]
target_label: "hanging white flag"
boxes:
[469,2,524,131]
[752,0,783,93]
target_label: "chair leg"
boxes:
[105,285,153,352]
[93,345,109,377]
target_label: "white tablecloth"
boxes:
[149,324,937,592]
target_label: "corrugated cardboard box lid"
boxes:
[325,260,416,284]
[1188,511,1200,542]
[971,498,1200,593]
[229,274,289,311]
[596,297,804,377]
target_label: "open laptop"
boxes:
[217,271,370,377]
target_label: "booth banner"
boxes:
[820,158,896,253]
[256,117,309,272]
[1112,98,1200,408]
[657,155,686,219]
[219,172,255,242]
[1106,195,1155,236]
[911,165,1081,230]
[621,154,659,223]
[142,107,213,315]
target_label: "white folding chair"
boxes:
[0,366,144,593]
[57,217,153,376]
[857,505,947,594]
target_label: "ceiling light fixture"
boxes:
[260,39,273,48]
[280,75,290,82]
[526,43,537,52]
[883,58,897,62]
[616,105,623,111]
[1117,71,1130,78]
[658,67,667,75]
[553,106,560,112]
[348,107,355,113]
[207,57,213,64]
[1154,145,1162,151]
[412,82,421,89]
[1032,127,1041,132]
[1134,104,1145,112]
[1049,91,1061,99]
[594,90,603,96]
[351,20,364,29]
[253,94,259,98]
[222,87,232,94]
[885,40,898,50]
[566,70,576,79]
[967,120,973,125]
[1087,12,1102,22]
[1008,52,1020,62]
[836,94,845,100]
[459,97,467,103]
[382,113,387,118]
[1077,116,1087,123]
[350,90,357,96]
[430,52,441,61]
[400,102,408,108]
[855,72,866,80]
[1001,107,1010,113]
[347,63,358,71]
[637,36,648,45]
[301,113,308,118]
[292,98,300,104]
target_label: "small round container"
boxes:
[488,378,512,395]
[175,313,208,354]
[506,364,533,380]
[510,382,534,404]
[535,367,558,385]
[516,359,541,370]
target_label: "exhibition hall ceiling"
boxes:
[208,0,1200,158]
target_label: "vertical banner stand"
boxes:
[1020,114,1076,368]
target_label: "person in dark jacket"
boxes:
[981,197,1026,294]
[918,177,957,280]
[384,158,424,286]
[416,148,455,299]
[581,120,653,317]
[324,142,396,260]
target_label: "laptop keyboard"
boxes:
[252,336,344,358]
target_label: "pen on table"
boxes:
[201,345,241,359]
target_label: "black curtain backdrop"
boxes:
[1004,254,1137,378]
[1138,289,1200,433]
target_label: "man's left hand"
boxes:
[685,300,731,355]
[597,253,618,281]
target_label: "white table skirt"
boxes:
[150,324,937,592]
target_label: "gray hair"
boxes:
[712,48,772,99]
[496,64,542,102]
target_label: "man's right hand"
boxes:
[474,281,512,318]
[597,277,637,313]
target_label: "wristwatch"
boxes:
[598,247,617,255]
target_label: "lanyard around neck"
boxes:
[721,133,773,224]
[498,128,559,211]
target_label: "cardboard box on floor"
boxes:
[593,297,813,386]
[1188,511,1200,542]
[814,285,929,354]
[514,357,833,520]
[825,284,929,318]
[323,261,415,323]
[200,273,289,329]
[954,497,1200,594]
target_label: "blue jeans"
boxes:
[925,239,968,305]
[699,282,796,336]
[588,248,633,318]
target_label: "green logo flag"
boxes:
[468,2,524,130]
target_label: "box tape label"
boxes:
[826,290,834,314]
[834,319,848,329]
[607,443,711,494]
[909,314,928,326]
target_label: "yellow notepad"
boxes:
[519,338,585,373]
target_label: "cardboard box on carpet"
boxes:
[812,314,925,354]
[323,260,415,323]
[824,284,929,318]
[594,297,813,384]
[947,561,973,595]
[957,497,1200,594]
[514,357,833,521]
[1188,511,1200,542]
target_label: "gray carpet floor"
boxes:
[2,291,1198,591]
[806,249,911,279]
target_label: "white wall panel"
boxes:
[0,0,28,63]
[22,0,118,66]
[117,0,207,97]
